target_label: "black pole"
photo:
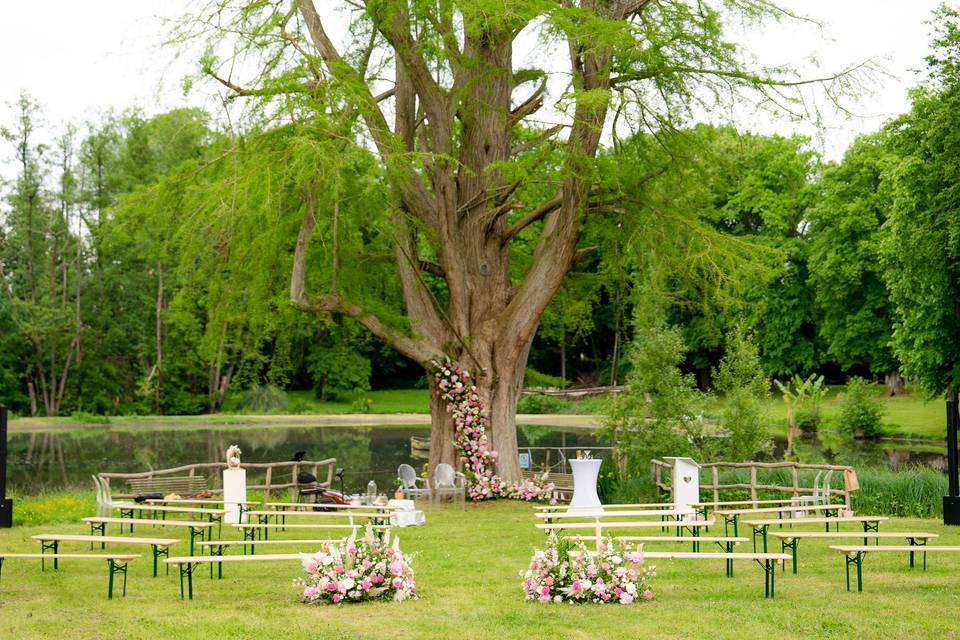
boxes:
[0,406,12,528]
[944,389,960,525]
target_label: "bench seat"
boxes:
[31,534,179,576]
[0,552,140,598]
[831,544,960,592]
[164,553,307,599]
[741,516,889,552]
[82,517,212,554]
[769,531,939,574]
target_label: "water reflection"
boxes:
[771,431,947,471]
[7,424,603,495]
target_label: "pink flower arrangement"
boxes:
[298,524,418,604]
[433,359,557,503]
[521,534,655,604]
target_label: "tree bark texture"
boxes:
[287,0,629,484]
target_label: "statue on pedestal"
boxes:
[226,445,242,469]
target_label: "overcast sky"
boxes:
[0,0,947,175]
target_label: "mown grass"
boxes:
[1,496,960,639]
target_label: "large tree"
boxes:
[181,1,858,483]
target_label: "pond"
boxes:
[6,422,947,495]
[6,422,604,495]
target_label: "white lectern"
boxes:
[664,456,700,512]
[568,458,603,515]
[223,468,247,524]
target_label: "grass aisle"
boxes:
[1,500,959,639]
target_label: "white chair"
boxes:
[397,464,430,502]
[797,470,823,511]
[431,463,466,510]
[92,475,136,517]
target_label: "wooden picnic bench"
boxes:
[568,548,791,597]
[742,516,889,553]
[233,522,390,542]
[113,505,227,537]
[831,545,960,592]
[31,534,179,577]
[770,531,939,574]
[165,553,306,600]
[564,533,748,556]
[716,504,849,537]
[115,475,207,499]
[82,517,213,555]
[197,538,345,577]
[537,519,715,551]
[263,501,395,510]
[246,509,384,529]
[0,552,140,598]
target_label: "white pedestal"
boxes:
[569,459,603,515]
[664,457,700,513]
[223,468,247,524]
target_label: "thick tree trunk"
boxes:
[426,378,457,483]
[885,370,906,397]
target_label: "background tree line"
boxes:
[0,3,957,420]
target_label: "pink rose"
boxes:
[642,589,653,601]
[305,561,318,573]
[332,593,341,603]
[392,577,403,588]
[389,560,404,576]
[326,581,338,592]
[303,585,318,599]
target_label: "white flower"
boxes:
[625,583,637,594]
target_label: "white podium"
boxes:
[664,456,700,512]
[568,458,603,515]
[223,468,247,524]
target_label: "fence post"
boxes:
[750,466,758,505]
[291,463,299,503]
[792,465,799,498]
[264,466,273,503]
[712,466,719,505]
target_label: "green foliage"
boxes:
[775,374,829,432]
[350,397,373,414]
[523,368,567,390]
[516,394,567,415]
[68,411,110,425]
[238,385,289,413]
[601,315,702,474]
[837,377,886,438]
[713,329,772,460]
[851,466,947,518]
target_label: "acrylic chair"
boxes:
[397,464,431,503]
[431,463,466,510]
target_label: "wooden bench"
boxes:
[716,504,849,537]
[165,554,306,600]
[770,531,939,574]
[246,509,384,529]
[31,534,179,577]
[535,508,694,520]
[233,522,390,542]
[564,534,748,555]
[264,501,395,511]
[535,502,678,511]
[568,549,790,597]
[742,516,889,553]
[522,470,574,498]
[537,519,715,551]
[120,475,208,499]
[197,538,345,577]
[831,545,960,592]
[0,552,140,598]
[82,517,213,555]
[113,505,227,537]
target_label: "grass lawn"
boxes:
[1,497,959,639]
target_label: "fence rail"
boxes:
[650,459,858,509]
[99,458,337,503]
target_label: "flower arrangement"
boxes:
[522,534,655,604]
[433,358,559,503]
[298,525,418,604]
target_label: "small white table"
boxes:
[568,459,603,515]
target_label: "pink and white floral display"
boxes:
[433,359,555,502]
[298,525,417,604]
[522,534,655,604]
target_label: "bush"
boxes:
[712,329,772,461]
[516,394,567,414]
[793,406,822,432]
[523,368,567,390]
[351,397,373,413]
[838,377,885,438]
[69,411,110,424]
[238,385,289,412]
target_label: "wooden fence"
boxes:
[650,459,859,509]
[99,458,336,503]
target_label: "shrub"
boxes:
[238,385,289,412]
[69,411,110,424]
[838,377,885,438]
[852,466,946,518]
[712,329,772,461]
[517,394,567,414]
[524,368,567,390]
[350,397,373,414]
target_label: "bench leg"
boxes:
[781,538,798,575]
[152,544,169,578]
[844,552,864,592]
[107,559,128,599]
[725,542,733,577]
[760,558,775,598]
[91,522,106,549]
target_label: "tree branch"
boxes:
[511,125,564,156]
[502,196,564,244]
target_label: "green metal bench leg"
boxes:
[178,562,195,600]
[844,552,864,592]
[732,515,739,538]
[725,541,733,577]
[91,522,106,549]
[107,559,128,599]
[760,526,769,553]
[41,540,59,571]
[151,544,168,578]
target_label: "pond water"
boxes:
[6,423,947,495]
[6,423,603,495]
